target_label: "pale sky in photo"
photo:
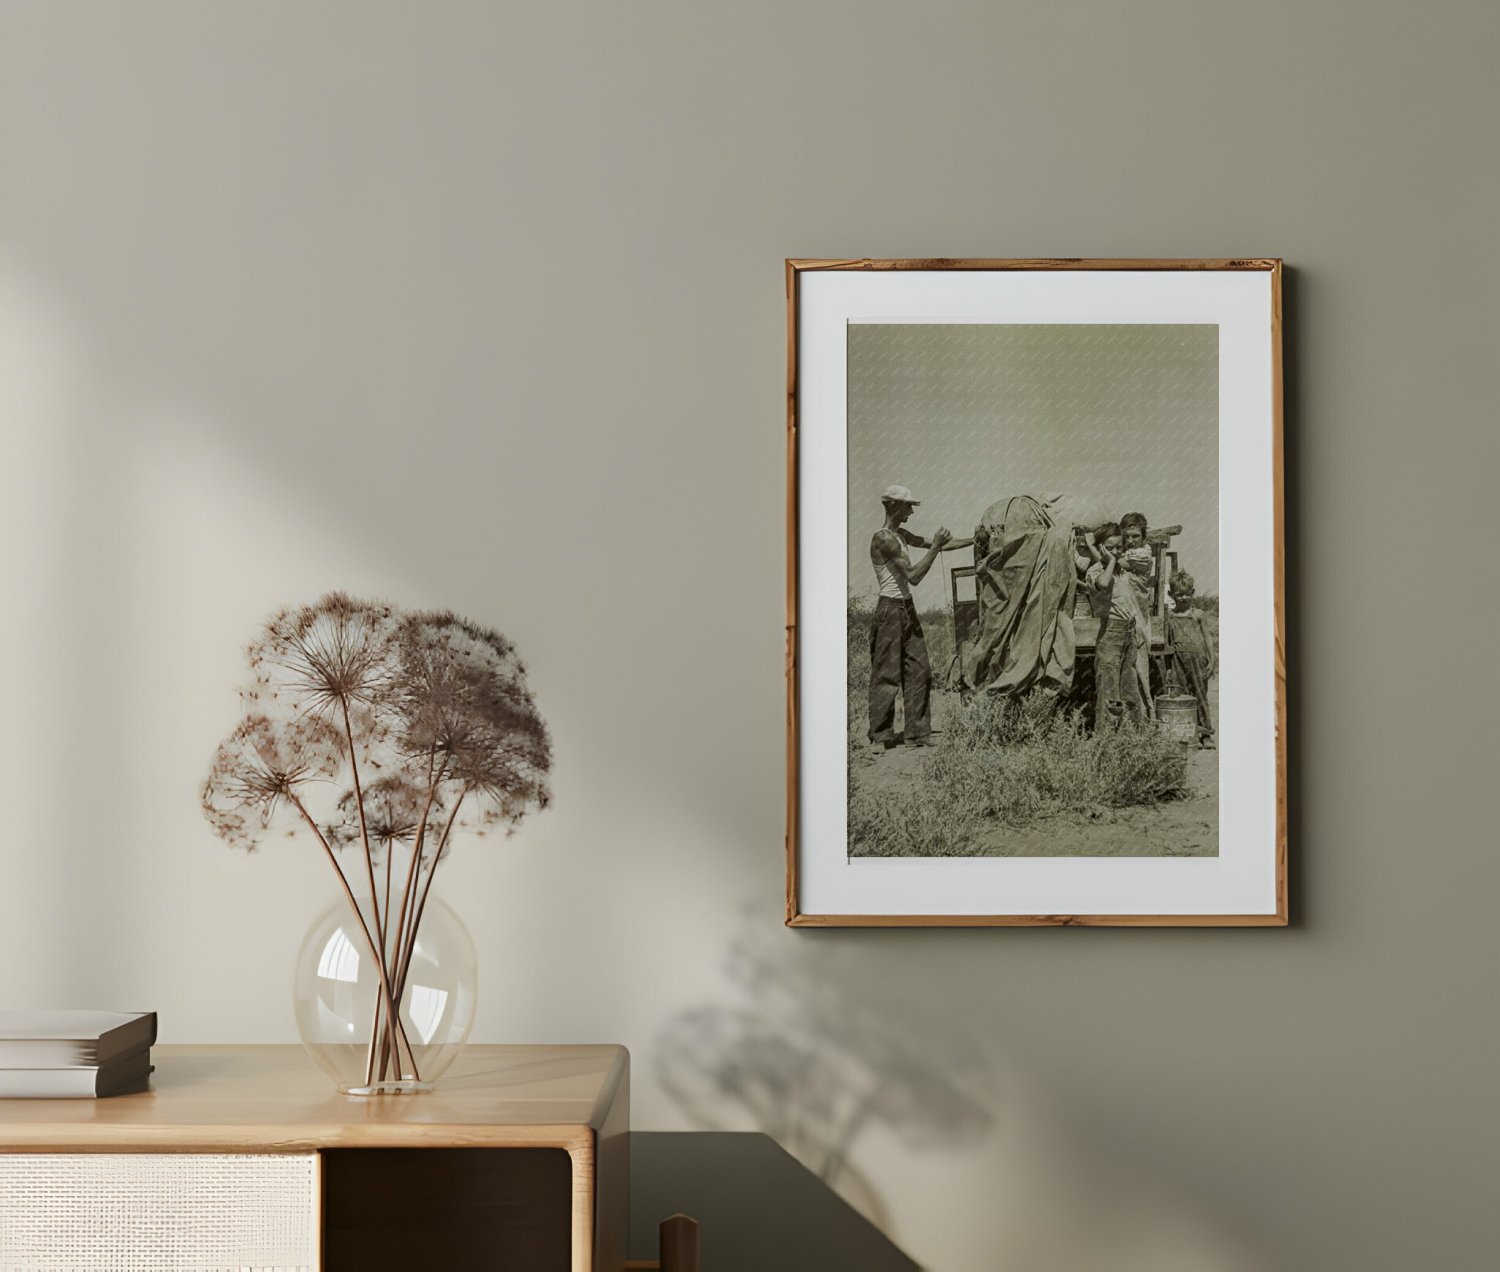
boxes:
[847,323,1218,601]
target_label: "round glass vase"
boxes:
[293,893,477,1095]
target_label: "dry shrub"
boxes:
[848,780,985,859]
[848,692,1190,857]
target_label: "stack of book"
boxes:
[0,1010,157,1098]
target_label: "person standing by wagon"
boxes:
[1166,568,1217,748]
[1085,523,1149,730]
[868,485,971,748]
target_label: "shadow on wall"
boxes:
[655,908,1271,1272]
[654,908,997,1232]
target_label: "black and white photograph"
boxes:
[788,260,1285,926]
[846,322,1220,860]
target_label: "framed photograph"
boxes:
[786,259,1285,927]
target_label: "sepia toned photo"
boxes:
[787,259,1284,925]
[846,323,1219,859]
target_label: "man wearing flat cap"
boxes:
[868,485,972,748]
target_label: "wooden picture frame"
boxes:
[786,259,1286,927]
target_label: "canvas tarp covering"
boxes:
[963,493,1154,714]
[962,494,1082,695]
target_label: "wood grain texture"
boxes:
[1270,261,1290,924]
[785,258,802,926]
[567,1131,597,1271]
[0,1045,630,1272]
[594,1049,630,1272]
[785,258,1288,927]
[0,1044,627,1154]
[787,257,1280,273]
[786,912,1289,927]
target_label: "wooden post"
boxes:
[659,1213,700,1272]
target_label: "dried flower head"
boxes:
[246,592,396,721]
[207,596,551,855]
[327,774,445,861]
[391,611,552,835]
[202,714,346,851]
[205,592,552,1090]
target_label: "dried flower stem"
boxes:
[373,748,443,1084]
[287,791,415,1082]
[341,699,384,947]
[387,749,441,986]
[395,784,470,1002]
[364,847,398,1085]
[338,699,392,1089]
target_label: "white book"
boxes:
[0,1010,157,1068]
[0,1048,153,1098]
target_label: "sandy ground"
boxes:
[852,681,1219,857]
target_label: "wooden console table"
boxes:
[0,1043,629,1271]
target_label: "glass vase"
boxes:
[293,893,477,1095]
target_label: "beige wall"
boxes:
[1,3,1494,1269]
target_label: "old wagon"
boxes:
[946,523,1184,714]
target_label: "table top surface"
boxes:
[0,1044,628,1152]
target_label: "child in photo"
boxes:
[1118,512,1155,602]
[1073,526,1092,576]
[1084,524,1147,729]
[1167,568,1217,748]
[1117,512,1158,716]
[1071,526,1106,620]
[1073,525,1104,584]
[1081,522,1118,616]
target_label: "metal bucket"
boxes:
[1155,694,1198,748]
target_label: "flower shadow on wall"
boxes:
[654,912,996,1230]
